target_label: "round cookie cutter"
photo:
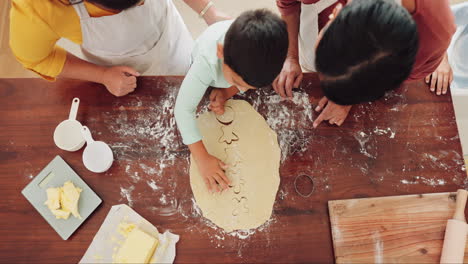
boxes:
[53,98,85,151]
[294,174,315,198]
[81,126,113,173]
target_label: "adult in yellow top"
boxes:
[10,0,229,96]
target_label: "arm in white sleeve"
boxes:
[174,58,213,145]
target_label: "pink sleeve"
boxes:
[276,0,302,16]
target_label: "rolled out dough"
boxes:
[190,100,281,232]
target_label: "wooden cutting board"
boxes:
[328,192,468,263]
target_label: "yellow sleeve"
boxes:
[9,0,67,81]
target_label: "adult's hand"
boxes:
[425,53,453,96]
[313,97,352,128]
[272,57,303,98]
[101,66,140,97]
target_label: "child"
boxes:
[174,9,288,192]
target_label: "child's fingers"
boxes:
[442,74,449,95]
[430,72,437,92]
[216,171,231,188]
[203,177,212,192]
[214,173,229,190]
[209,177,220,193]
[337,119,345,126]
[315,97,328,112]
[209,90,219,101]
[218,160,228,170]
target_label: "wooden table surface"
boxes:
[0,74,466,263]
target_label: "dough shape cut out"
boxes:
[218,125,239,144]
[190,100,281,232]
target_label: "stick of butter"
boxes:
[114,227,159,264]
[44,181,82,220]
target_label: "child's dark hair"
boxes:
[61,0,140,10]
[315,0,419,105]
[224,9,289,88]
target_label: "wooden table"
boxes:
[0,74,466,263]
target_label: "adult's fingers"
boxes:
[442,74,449,95]
[293,73,303,89]
[329,118,338,125]
[337,119,345,126]
[315,97,328,112]
[272,77,280,94]
[430,72,437,92]
[425,74,431,84]
[121,66,140,77]
[285,74,295,98]
[124,73,136,82]
[313,111,326,128]
[436,73,443,95]
[277,73,287,98]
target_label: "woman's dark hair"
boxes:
[60,0,141,11]
[315,0,419,105]
[224,9,289,88]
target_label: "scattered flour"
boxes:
[250,91,314,163]
[120,186,135,207]
[146,179,159,191]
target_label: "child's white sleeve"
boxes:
[174,58,213,145]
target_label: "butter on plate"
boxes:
[45,181,82,219]
[114,225,159,264]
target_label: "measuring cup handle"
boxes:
[69,98,80,120]
[81,126,94,143]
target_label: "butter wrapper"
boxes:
[80,204,179,264]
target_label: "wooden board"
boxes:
[329,192,468,263]
[0,75,466,263]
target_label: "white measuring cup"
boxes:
[53,98,85,151]
[81,126,113,173]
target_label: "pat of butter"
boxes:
[114,227,159,264]
[60,181,82,219]
[44,181,82,220]
[45,188,61,211]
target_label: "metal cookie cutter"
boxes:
[294,174,315,198]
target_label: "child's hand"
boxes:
[273,57,303,98]
[209,88,227,115]
[313,97,351,128]
[196,154,231,193]
[425,53,453,96]
[102,66,140,97]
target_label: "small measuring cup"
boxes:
[81,126,113,173]
[53,98,85,151]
